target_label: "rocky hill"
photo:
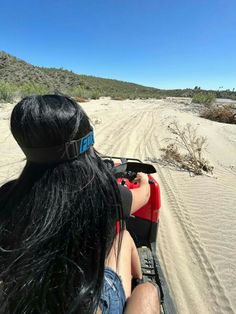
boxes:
[0,51,235,101]
[0,51,158,96]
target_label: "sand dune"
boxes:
[1,98,236,314]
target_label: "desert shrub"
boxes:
[91,90,101,99]
[161,121,213,175]
[111,94,127,100]
[68,86,85,98]
[192,92,215,106]
[200,105,236,124]
[73,96,88,103]
[0,81,15,102]
[19,83,49,97]
[68,87,101,100]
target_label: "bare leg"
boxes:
[105,230,142,298]
[105,231,160,313]
[124,282,160,314]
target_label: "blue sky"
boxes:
[0,0,235,90]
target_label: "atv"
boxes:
[102,156,176,314]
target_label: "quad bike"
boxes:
[102,156,176,314]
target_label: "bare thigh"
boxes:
[105,230,140,298]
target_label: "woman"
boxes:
[0,95,159,314]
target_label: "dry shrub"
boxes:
[0,82,15,102]
[161,121,213,175]
[200,105,236,124]
[111,95,126,100]
[73,96,88,103]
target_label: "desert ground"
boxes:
[0,97,236,314]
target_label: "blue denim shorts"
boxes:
[100,267,126,314]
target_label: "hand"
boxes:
[134,172,149,185]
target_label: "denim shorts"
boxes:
[100,267,126,314]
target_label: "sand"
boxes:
[0,97,236,314]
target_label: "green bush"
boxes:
[19,83,49,97]
[67,86,85,98]
[0,82,15,102]
[90,90,101,99]
[111,94,127,100]
[192,92,215,106]
[67,86,101,99]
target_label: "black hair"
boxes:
[0,95,123,313]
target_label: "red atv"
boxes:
[103,156,176,314]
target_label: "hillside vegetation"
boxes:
[0,51,236,102]
[0,51,162,100]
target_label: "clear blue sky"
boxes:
[0,0,235,90]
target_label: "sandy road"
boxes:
[1,98,236,314]
[85,98,236,314]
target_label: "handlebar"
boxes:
[122,170,154,185]
[103,158,156,184]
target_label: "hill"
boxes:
[0,51,235,102]
[0,51,161,100]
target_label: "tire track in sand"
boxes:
[132,110,157,159]
[141,111,234,313]
[156,166,235,314]
[97,110,153,157]
[95,102,234,313]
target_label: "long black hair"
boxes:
[0,95,123,313]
